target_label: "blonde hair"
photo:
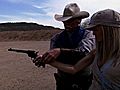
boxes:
[96,26,120,66]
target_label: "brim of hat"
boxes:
[54,14,72,21]
[54,11,89,21]
[85,23,120,30]
[85,24,98,30]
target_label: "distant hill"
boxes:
[0,22,62,41]
[0,22,61,31]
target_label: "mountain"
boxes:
[0,22,61,31]
[0,22,62,41]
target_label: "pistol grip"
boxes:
[42,63,45,68]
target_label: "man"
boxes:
[34,3,95,90]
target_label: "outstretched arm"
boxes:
[50,49,96,74]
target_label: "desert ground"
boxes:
[0,41,57,90]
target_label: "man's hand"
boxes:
[33,48,61,67]
[41,48,61,64]
[32,53,43,67]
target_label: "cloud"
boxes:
[41,0,120,28]
[22,12,44,16]
[7,0,32,3]
[32,5,46,9]
[1,0,120,29]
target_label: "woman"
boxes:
[34,9,120,90]
[87,9,120,90]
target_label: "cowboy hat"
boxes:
[86,9,120,29]
[54,3,89,21]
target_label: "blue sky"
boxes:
[0,0,119,29]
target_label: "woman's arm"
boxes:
[50,49,96,74]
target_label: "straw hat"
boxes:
[54,3,89,21]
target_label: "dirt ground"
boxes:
[0,41,57,90]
